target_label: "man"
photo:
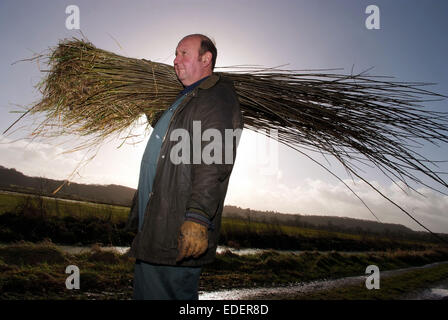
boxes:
[126,34,243,300]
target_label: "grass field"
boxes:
[219,217,439,251]
[0,191,129,223]
[0,190,445,251]
[1,191,447,300]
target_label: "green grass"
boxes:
[222,218,360,240]
[219,217,436,251]
[0,241,134,300]
[0,192,129,224]
[0,193,24,213]
[0,194,134,245]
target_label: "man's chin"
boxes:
[177,77,190,86]
[175,73,186,84]
[174,74,183,83]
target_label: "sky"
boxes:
[1,0,448,233]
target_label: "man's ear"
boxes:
[201,51,212,68]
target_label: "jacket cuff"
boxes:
[185,211,214,230]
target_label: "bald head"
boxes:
[173,34,217,86]
[181,34,217,70]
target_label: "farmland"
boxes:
[0,191,444,251]
[1,190,448,300]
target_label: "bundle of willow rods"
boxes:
[8,38,448,236]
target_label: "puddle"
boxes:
[402,278,448,300]
[199,275,365,300]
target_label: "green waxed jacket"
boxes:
[126,74,243,266]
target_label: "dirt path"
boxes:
[199,261,448,300]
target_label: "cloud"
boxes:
[0,133,144,188]
[0,136,82,179]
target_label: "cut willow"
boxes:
[7,38,448,240]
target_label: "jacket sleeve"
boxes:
[124,190,139,232]
[185,90,242,226]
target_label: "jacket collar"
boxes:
[197,74,220,90]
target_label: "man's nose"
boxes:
[173,55,179,65]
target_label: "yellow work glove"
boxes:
[176,220,208,262]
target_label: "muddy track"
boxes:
[199,261,448,300]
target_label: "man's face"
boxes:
[174,36,206,86]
